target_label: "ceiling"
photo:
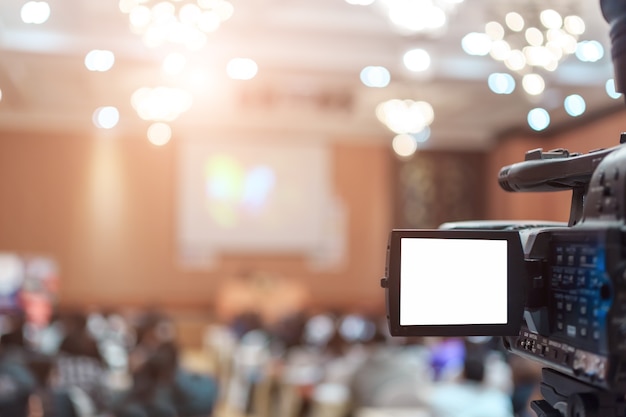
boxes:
[0,0,622,150]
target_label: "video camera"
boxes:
[381,1,626,416]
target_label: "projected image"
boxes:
[178,140,338,266]
[399,238,508,326]
[204,155,276,228]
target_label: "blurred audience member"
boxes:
[0,344,35,416]
[508,354,542,417]
[350,340,432,408]
[114,341,217,417]
[424,354,514,417]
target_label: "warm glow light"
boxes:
[345,0,375,4]
[403,48,431,72]
[490,40,512,61]
[505,12,524,32]
[462,32,491,56]
[564,15,585,35]
[132,86,193,121]
[21,1,50,24]
[525,27,544,47]
[392,134,418,157]
[85,50,115,72]
[147,122,172,146]
[465,8,591,79]
[522,73,545,95]
[0,88,3,102]
[226,58,258,80]
[120,0,234,49]
[162,52,187,75]
[376,99,434,134]
[485,21,504,40]
[504,50,526,71]
[540,9,563,29]
[378,0,458,35]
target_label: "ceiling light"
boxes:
[528,108,550,131]
[376,99,434,134]
[162,52,187,75]
[466,8,591,78]
[505,13,525,32]
[575,40,604,62]
[606,79,623,99]
[226,58,258,80]
[564,15,585,35]
[85,50,115,72]
[131,86,193,121]
[93,107,120,129]
[462,32,491,56]
[119,0,234,49]
[488,73,515,94]
[403,48,431,72]
[522,73,545,95]
[392,134,418,158]
[376,0,462,35]
[21,1,50,24]
[360,66,391,88]
[564,94,586,116]
[540,9,563,29]
[147,122,172,146]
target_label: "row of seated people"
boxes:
[0,307,542,417]
[0,309,218,417]
[206,310,542,417]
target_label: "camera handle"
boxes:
[530,368,626,417]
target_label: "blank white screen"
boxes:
[399,238,508,325]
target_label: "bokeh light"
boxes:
[360,66,390,88]
[392,134,418,158]
[21,1,50,24]
[85,50,115,72]
[564,94,586,117]
[93,106,120,129]
[147,122,172,146]
[403,48,431,72]
[606,79,623,99]
[488,73,515,94]
[527,108,550,131]
[226,58,258,80]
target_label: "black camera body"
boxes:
[502,143,626,392]
[382,141,626,394]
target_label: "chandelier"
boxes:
[461,7,597,97]
[118,0,234,49]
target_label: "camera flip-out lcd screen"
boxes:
[384,229,526,336]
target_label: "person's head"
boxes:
[462,355,485,383]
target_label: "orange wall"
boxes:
[0,131,393,315]
[487,109,626,223]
